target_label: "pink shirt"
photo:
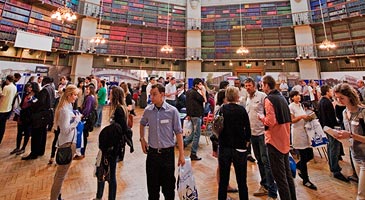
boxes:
[261,98,291,154]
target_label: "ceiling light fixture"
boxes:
[318,0,336,51]
[51,0,77,23]
[161,0,173,54]
[236,2,249,55]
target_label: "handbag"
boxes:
[56,129,75,165]
[212,106,224,137]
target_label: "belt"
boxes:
[148,146,174,154]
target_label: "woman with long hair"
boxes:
[76,79,85,111]
[288,90,317,190]
[50,85,82,200]
[334,83,365,199]
[94,86,129,200]
[10,82,39,155]
[74,84,97,159]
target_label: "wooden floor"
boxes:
[0,107,358,200]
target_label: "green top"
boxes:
[97,87,107,106]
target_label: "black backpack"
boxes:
[84,109,98,132]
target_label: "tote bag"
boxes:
[177,158,198,200]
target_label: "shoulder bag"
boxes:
[212,106,224,137]
[56,129,75,165]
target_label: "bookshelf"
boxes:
[95,24,185,59]
[0,1,78,51]
[202,27,295,60]
[201,1,292,31]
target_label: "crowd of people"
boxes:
[0,73,364,200]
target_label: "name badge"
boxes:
[351,121,359,126]
[160,119,169,124]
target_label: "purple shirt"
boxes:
[82,95,95,117]
[140,101,182,149]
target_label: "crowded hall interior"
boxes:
[0,0,365,199]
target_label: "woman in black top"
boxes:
[95,86,129,200]
[218,86,251,200]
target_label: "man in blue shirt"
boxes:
[140,83,185,200]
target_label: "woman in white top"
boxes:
[50,85,82,200]
[288,90,317,190]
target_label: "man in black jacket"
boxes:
[184,78,206,161]
[318,85,349,182]
[23,77,55,160]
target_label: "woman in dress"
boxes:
[50,85,82,200]
[288,90,317,190]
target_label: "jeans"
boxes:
[96,157,117,200]
[16,123,31,150]
[146,149,175,200]
[218,147,248,200]
[96,104,104,127]
[326,134,342,173]
[50,143,76,200]
[0,111,11,144]
[183,117,202,155]
[251,135,277,198]
[267,144,296,200]
[297,148,314,182]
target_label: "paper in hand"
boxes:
[323,126,352,147]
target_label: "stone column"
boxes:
[290,0,320,79]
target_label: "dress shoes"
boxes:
[247,155,256,162]
[334,172,349,183]
[21,154,38,160]
[190,154,202,161]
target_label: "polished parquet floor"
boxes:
[0,107,358,200]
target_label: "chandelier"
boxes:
[318,0,336,51]
[90,0,106,45]
[51,1,77,22]
[237,2,249,55]
[161,1,173,53]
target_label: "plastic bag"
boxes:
[177,158,198,200]
[183,119,193,137]
[305,119,328,147]
[289,153,296,178]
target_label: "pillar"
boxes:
[70,0,99,81]
[290,0,320,79]
[186,0,202,79]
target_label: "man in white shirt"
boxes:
[0,75,17,144]
[146,77,156,104]
[244,78,278,199]
[165,77,177,107]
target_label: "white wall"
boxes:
[290,0,310,13]
[294,26,315,45]
[79,18,97,38]
[186,61,202,79]
[71,54,94,79]
[299,60,319,79]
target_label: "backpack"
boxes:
[84,109,98,132]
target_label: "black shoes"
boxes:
[303,181,317,190]
[348,174,358,183]
[190,154,202,161]
[21,154,38,160]
[334,172,350,183]
[247,155,256,162]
